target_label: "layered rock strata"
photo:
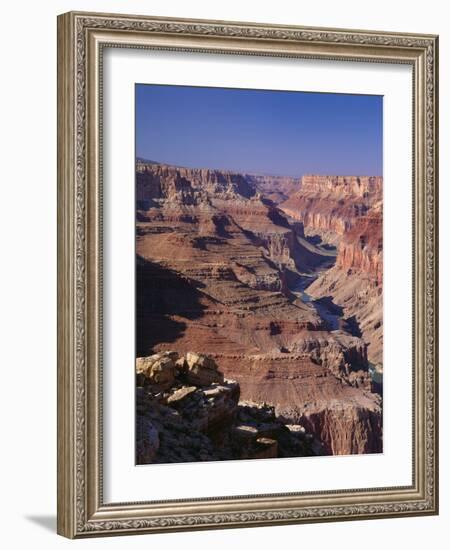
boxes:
[307,209,383,364]
[280,175,382,244]
[136,352,322,464]
[280,174,383,365]
[136,161,383,455]
[247,173,300,203]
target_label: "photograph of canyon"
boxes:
[135,84,383,465]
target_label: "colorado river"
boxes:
[292,274,342,331]
[292,273,383,391]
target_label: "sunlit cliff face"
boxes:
[135,162,383,458]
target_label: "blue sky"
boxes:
[135,84,382,177]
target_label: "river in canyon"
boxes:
[136,162,384,457]
[288,237,342,331]
[289,246,383,391]
[291,273,342,331]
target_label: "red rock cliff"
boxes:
[308,208,383,364]
[336,209,383,285]
[136,161,383,454]
[280,174,382,243]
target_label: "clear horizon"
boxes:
[136,84,383,178]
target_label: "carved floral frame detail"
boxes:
[57,11,438,538]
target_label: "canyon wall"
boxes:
[280,175,382,244]
[136,161,383,457]
[336,209,383,284]
[136,351,324,464]
[298,180,383,365]
[246,173,300,203]
[307,209,383,364]
[278,173,383,363]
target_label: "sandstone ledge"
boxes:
[136,352,381,464]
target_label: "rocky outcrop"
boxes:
[200,353,382,456]
[305,331,371,387]
[136,353,321,464]
[136,414,160,463]
[136,352,177,390]
[183,351,225,386]
[135,346,382,458]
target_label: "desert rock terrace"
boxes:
[135,161,383,461]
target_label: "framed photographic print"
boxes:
[57,11,439,538]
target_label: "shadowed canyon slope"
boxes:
[136,162,383,458]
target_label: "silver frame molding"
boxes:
[57,11,439,538]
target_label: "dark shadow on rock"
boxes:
[136,256,207,357]
[24,515,56,533]
[211,214,233,238]
[259,196,276,207]
[314,296,344,316]
[344,314,363,337]
[304,234,323,246]
[266,206,291,228]
[192,235,227,250]
[292,240,336,273]
[303,233,337,252]
[310,296,343,331]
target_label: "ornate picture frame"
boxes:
[57,11,438,538]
